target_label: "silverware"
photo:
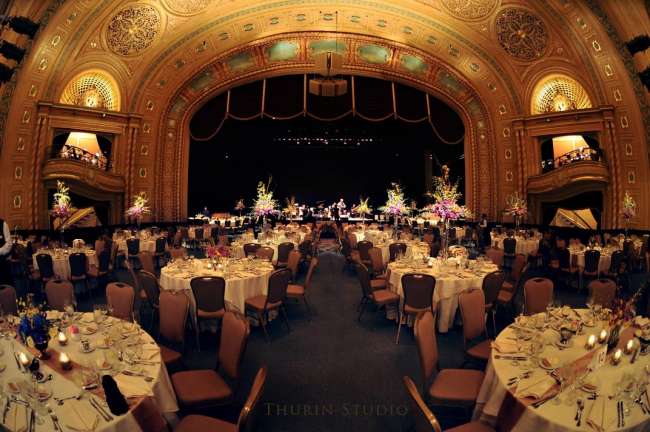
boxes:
[2,398,10,424]
[54,390,83,405]
[89,397,113,421]
[495,355,528,360]
[576,398,584,426]
[46,405,61,431]
[532,392,557,408]
[121,369,154,382]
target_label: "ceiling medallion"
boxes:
[496,7,548,60]
[162,0,212,16]
[106,4,161,56]
[440,0,498,21]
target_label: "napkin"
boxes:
[80,313,95,323]
[6,403,27,432]
[514,376,556,399]
[46,310,62,320]
[585,396,615,432]
[491,340,522,354]
[140,347,160,360]
[60,399,99,432]
[634,316,650,329]
[114,373,154,398]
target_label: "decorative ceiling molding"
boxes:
[440,0,499,21]
[495,7,549,60]
[106,3,162,56]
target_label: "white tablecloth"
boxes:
[115,238,158,254]
[0,315,178,432]
[491,235,539,256]
[33,249,98,280]
[387,260,498,333]
[474,310,650,431]
[159,259,273,314]
[571,248,613,274]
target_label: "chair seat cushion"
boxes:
[286,284,305,297]
[446,421,495,432]
[171,370,232,407]
[371,289,399,305]
[197,308,226,319]
[501,281,514,292]
[160,345,182,367]
[70,275,86,281]
[245,295,281,311]
[175,415,236,432]
[404,304,431,315]
[467,339,492,361]
[370,279,387,290]
[429,369,484,402]
[497,290,513,303]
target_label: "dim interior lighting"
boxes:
[64,132,101,154]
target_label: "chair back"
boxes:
[94,239,105,255]
[524,278,554,314]
[510,254,527,282]
[389,242,408,262]
[448,227,457,240]
[138,251,156,274]
[485,248,504,266]
[98,249,111,273]
[194,228,204,240]
[68,253,88,278]
[45,279,75,311]
[429,241,441,258]
[159,290,189,344]
[237,366,268,432]
[403,376,442,432]
[126,238,140,256]
[131,397,168,432]
[137,271,160,308]
[402,273,435,311]
[36,254,55,279]
[106,282,135,320]
[155,237,167,254]
[180,227,189,240]
[482,270,506,307]
[588,278,616,307]
[609,250,625,274]
[0,285,18,315]
[276,242,294,264]
[169,247,187,260]
[266,268,291,305]
[304,257,318,290]
[298,239,312,256]
[414,311,438,384]
[458,289,486,342]
[190,276,226,315]
[357,240,373,261]
[256,246,274,262]
[286,250,301,280]
[243,243,260,257]
[368,247,384,273]
[557,248,571,269]
[218,311,250,380]
[355,264,373,298]
[503,237,517,255]
[584,250,601,273]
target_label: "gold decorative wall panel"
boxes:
[495,7,548,60]
[106,3,161,56]
[59,70,121,111]
[531,74,593,114]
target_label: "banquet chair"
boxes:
[355,264,400,323]
[106,282,135,321]
[481,271,506,337]
[158,290,189,371]
[94,239,105,255]
[389,242,408,262]
[154,237,168,268]
[448,228,457,246]
[403,376,494,432]
[368,247,387,280]
[523,278,554,315]
[245,268,292,342]
[502,237,517,272]
[174,366,267,432]
[137,270,161,332]
[286,250,301,281]
[138,251,156,275]
[44,279,75,311]
[68,252,90,295]
[298,239,313,262]
[256,246,274,262]
[348,232,358,249]
[430,241,441,258]
[275,242,294,268]
[194,228,204,241]
[34,253,56,285]
[0,285,18,315]
[171,311,250,410]
[497,253,525,305]
[130,397,169,432]
[243,243,260,257]
[581,249,601,292]
[414,311,485,411]
[169,246,187,260]
[485,248,503,268]
[191,276,227,351]
[126,238,141,269]
[606,250,627,287]
[458,289,492,363]
[397,273,436,344]
[287,257,318,319]
[587,278,617,307]
[180,227,190,241]
[357,240,374,268]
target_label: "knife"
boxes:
[89,397,113,421]
[1,398,10,424]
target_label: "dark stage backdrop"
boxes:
[188,75,465,215]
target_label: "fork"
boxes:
[46,405,61,431]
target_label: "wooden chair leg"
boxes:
[395,312,403,344]
[258,311,270,343]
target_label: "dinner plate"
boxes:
[82,326,98,335]
[79,346,95,353]
[554,339,574,349]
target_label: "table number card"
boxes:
[589,345,607,371]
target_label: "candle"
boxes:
[625,339,635,354]
[586,334,596,349]
[612,348,623,365]
[18,352,30,368]
[598,329,608,344]
[59,352,72,370]
[57,331,68,346]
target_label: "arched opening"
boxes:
[186,74,465,215]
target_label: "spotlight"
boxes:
[0,40,25,62]
[0,16,40,39]
[0,63,14,83]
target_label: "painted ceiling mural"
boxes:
[0,0,647,230]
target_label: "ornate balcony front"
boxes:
[527,160,609,196]
[42,158,125,193]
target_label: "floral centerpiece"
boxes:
[234,198,246,217]
[125,192,150,225]
[17,295,52,359]
[622,191,636,237]
[206,245,231,259]
[352,197,373,222]
[50,180,76,230]
[504,192,528,229]
[253,178,279,222]
[283,196,298,218]
[380,183,410,219]
[425,166,471,223]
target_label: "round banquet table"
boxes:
[159,258,273,315]
[230,235,303,262]
[491,235,539,256]
[0,314,178,432]
[474,310,650,431]
[32,249,98,280]
[115,238,158,254]
[570,247,614,274]
[387,258,498,333]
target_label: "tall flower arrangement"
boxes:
[50,180,75,223]
[622,191,636,237]
[504,192,528,219]
[234,198,246,216]
[125,192,151,221]
[352,197,373,220]
[252,178,279,217]
[425,166,471,222]
[283,196,298,217]
[379,183,410,216]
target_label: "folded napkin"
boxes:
[514,376,556,399]
[114,373,154,398]
[80,313,95,323]
[60,399,99,432]
[492,340,522,354]
[6,403,27,432]
[46,310,63,320]
[140,347,160,360]
[585,396,615,432]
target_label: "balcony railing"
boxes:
[541,147,603,173]
[55,146,110,171]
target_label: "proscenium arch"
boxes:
[155,33,496,222]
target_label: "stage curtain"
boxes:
[190,92,228,141]
[354,76,393,121]
[264,75,304,119]
[306,76,353,121]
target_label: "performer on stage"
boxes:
[334,198,346,221]
[202,206,211,218]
